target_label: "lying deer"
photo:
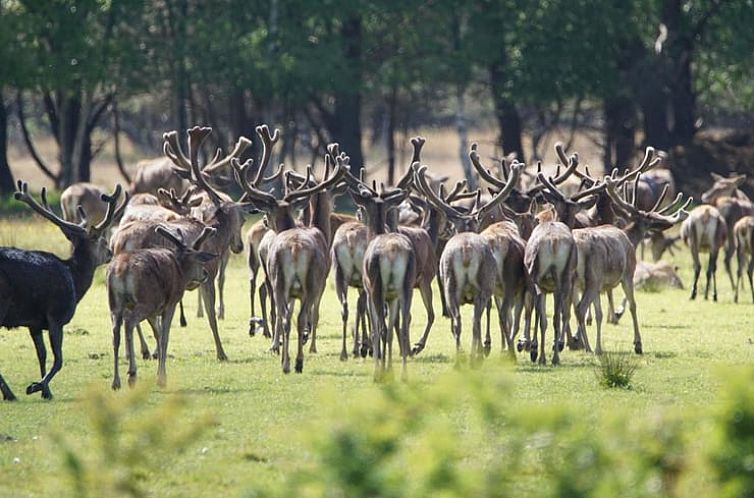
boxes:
[1,181,125,400]
[108,226,216,389]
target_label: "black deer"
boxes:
[0,181,125,400]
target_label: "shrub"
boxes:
[595,351,639,389]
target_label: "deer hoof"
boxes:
[111,379,121,391]
[217,351,229,362]
[26,382,42,395]
[410,343,424,356]
[128,374,137,388]
[557,340,565,352]
[340,350,348,361]
[295,359,304,373]
[3,392,17,401]
[309,344,317,354]
[552,355,560,366]
[586,316,593,326]
[530,345,538,363]
[634,342,643,355]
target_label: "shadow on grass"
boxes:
[176,386,254,395]
[413,353,452,364]
[310,369,369,378]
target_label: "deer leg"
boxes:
[335,267,349,361]
[400,292,413,382]
[437,270,450,318]
[483,299,493,357]
[621,277,642,354]
[280,298,293,375]
[217,253,229,320]
[593,293,604,355]
[296,299,310,374]
[690,246,701,300]
[29,328,47,377]
[552,286,563,366]
[196,289,204,318]
[126,319,138,388]
[111,314,123,391]
[356,290,369,357]
[179,300,187,327]
[735,244,745,303]
[136,324,152,360]
[200,282,228,361]
[368,294,385,382]
[535,293,547,365]
[385,299,400,374]
[26,323,63,399]
[518,289,534,352]
[249,263,258,330]
[0,373,15,401]
[706,249,719,301]
[724,238,736,293]
[576,287,596,355]
[308,293,321,354]
[411,280,435,356]
[748,256,754,304]
[156,304,176,387]
[260,280,272,340]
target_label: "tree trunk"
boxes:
[661,0,697,145]
[386,85,397,186]
[0,92,14,195]
[331,16,364,178]
[455,84,476,189]
[228,89,256,162]
[604,95,637,170]
[489,60,524,162]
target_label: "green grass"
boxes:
[1,218,753,497]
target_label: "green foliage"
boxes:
[595,351,639,389]
[709,367,754,498]
[52,385,214,498]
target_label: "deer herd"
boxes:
[1,123,752,401]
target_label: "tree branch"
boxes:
[16,91,58,184]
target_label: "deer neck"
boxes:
[622,223,645,249]
[366,203,388,238]
[269,207,298,233]
[65,241,99,304]
[308,192,333,246]
[424,209,443,247]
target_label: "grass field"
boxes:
[0,216,753,497]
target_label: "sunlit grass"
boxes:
[1,217,753,497]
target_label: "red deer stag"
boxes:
[0,181,125,400]
[108,226,216,389]
[681,205,727,301]
[232,150,345,373]
[733,215,754,304]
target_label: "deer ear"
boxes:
[735,175,747,186]
[710,172,724,181]
[577,196,598,210]
[188,197,203,207]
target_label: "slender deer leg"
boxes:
[690,240,701,300]
[411,280,435,356]
[136,324,152,360]
[536,293,547,365]
[111,314,123,391]
[156,304,177,387]
[0,373,15,401]
[710,249,720,302]
[26,323,63,399]
[200,281,228,361]
[217,252,229,320]
[29,328,47,377]
[296,299,309,373]
[483,299,493,356]
[621,277,642,354]
[196,290,204,318]
[724,238,736,293]
[126,319,138,387]
[593,293,604,355]
[735,243,745,303]
[335,265,349,361]
[748,256,754,304]
[179,300,187,327]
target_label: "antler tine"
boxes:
[649,184,670,212]
[410,136,426,164]
[536,172,567,201]
[76,205,88,227]
[14,180,87,235]
[203,136,253,174]
[163,130,192,172]
[284,154,346,203]
[631,172,641,207]
[469,143,506,188]
[571,179,607,201]
[192,226,216,250]
[413,164,465,219]
[474,162,523,220]
[604,176,639,216]
[231,158,277,206]
[184,126,225,206]
[445,179,468,203]
[154,224,186,249]
[93,184,125,234]
[253,125,281,185]
[657,192,692,215]
[550,143,580,185]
